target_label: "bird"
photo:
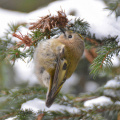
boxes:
[34,30,84,107]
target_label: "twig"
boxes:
[0,112,16,119]
[29,10,69,32]
[37,113,44,120]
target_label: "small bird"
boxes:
[34,30,84,107]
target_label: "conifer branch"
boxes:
[104,0,120,18]
[0,112,16,120]
[36,104,120,120]
[0,10,91,64]
[90,36,120,76]
[0,83,120,119]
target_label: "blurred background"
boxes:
[0,0,120,95]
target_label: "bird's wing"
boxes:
[46,45,68,107]
[52,47,67,93]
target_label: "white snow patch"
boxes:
[67,15,76,23]
[111,55,120,67]
[5,117,16,120]
[0,8,27,37]
[21,98,79,113]
[84,96,113,107]
[61,73,79,94]
[13,58,39,85]
[104,79,120,88]
[115,101,120,105]
[85,81,99,92]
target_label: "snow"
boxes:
[104,89,120,97]
[84,96,113,107]
[27,0,120,39]
[6,97,79,120]
[13,58,39,86]
[5,117,16,120]
[84,81,99,92]
[103,79,120,98]
[61,73,79,93]
[104,79,120,88]
[21,98,79,113]
[111,55,120,67]
[0,8,27,37]
[115,101,120,105]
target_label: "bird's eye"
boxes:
[68,35,72,38]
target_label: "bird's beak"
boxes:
[60,28,66,35]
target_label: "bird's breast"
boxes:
[38,39,64,75]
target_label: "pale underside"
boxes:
[34,39,64,87]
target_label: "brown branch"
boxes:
[29,10,69,32]
[0,112,16,119]
[85,37,101,46]
[100,50,110,68]
[118,112,120,120]
[36,113,44,120]
[54,114,81,120]
[85,48,97,63]
[12,32,33,49]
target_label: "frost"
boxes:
[104,79,120,88]
[85,81,99,92]
[5,116,16,120]
[104,79,120,98]
[21,98,79,113]
[104,89,120,98]
[84,96,113,107]
[115,101,120,105]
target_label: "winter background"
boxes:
[0,0,120,119]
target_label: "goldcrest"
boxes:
[34,30,84,107]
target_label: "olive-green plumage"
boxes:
[34,31,84,107]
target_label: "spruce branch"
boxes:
[36,104,120,120]
[0,10,91,64]
[0,86,47,119]
[7,22,27,34]
[16,109,36,120]
[68,18,90,35]
[104,0,120,18]
[90,35,120,76]
[0,83,120,119]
